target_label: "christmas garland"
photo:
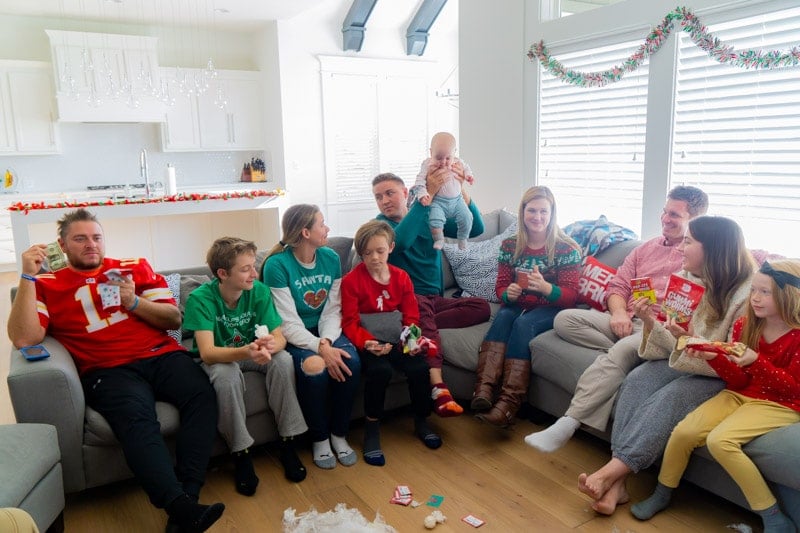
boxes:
[8,188,285,214]
[528,6,800,88]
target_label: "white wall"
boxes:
[270,1,459,212]
[459,0,527,213]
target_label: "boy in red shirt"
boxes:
[341,220,441,466]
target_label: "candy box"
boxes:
[631,277,656,304]
[658,274,705,328]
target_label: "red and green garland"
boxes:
[8,188,285,214]
[528,6,800,88]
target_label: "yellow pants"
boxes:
[0,508,39,533]
[658,389,800,511]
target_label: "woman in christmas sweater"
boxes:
[632,259,800,533]
[341,220,442,466]
[473,186,582,427]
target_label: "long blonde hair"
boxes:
[514,186,579,263]
[740,259,800,349]
[264,204,321,262]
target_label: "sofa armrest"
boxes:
[8,337,87,493]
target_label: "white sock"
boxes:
[524,416,580,453]
[330,434,354,456]
[311,439,335,463]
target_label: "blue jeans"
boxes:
[484,305,561,361]
[286,333,361,442]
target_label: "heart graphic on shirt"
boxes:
[303,288,327,309]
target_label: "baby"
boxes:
[411,132,475,250]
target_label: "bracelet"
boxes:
[20,273,37,282]
[127,295,140,312]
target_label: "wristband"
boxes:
[20,273,37,282]
[127,295,140,312]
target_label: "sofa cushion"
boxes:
[0,424,60,507]
[439,302,502,371]
[595,239,641,269]
[442,222,517,302]
[83,403,181,446]
[529,329,603,393]
[178,274,211,338]
[468,208,516,242]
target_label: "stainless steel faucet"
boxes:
[139,148,151,198]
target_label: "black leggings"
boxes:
[362,345,431,421]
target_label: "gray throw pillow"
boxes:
[359,311,403,343]
[442,221,518,302]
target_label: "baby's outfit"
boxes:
[411,157,474,248]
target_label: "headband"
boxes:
[760,261,800,289]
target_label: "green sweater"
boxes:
[377,200,484,296]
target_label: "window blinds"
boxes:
[538,39,649,235]
[672,6,800,256]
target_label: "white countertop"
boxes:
[1,182,272,204]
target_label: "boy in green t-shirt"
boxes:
[183,237,308,496]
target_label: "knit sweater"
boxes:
[709,317,800,413]
[495,236,582,309]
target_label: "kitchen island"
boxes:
[8,189,287,271]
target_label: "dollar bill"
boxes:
[45,241,67,271]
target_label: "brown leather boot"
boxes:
[471,341,506,411]
[476,358,531,428]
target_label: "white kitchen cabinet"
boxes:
[161,68,265,151]
[0,61,60,154]
[46,30,166,122]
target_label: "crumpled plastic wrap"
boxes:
[283,503,397,533]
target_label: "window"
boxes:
[672,6,800,256]
[538,40,649,235]
[320,56,436,235]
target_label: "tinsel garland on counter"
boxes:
[8,189,285,214]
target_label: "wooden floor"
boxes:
[1,271,759,532]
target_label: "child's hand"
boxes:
[728,347,758,367]
[419,194,432,206]
[684,347,716,360]
[254,333,276,352]
[247,342,272,365]
[364,340,392,356]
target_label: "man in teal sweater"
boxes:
[372,172,490,418]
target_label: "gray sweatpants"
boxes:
[554,308,644,431]
[611,359,725,473]
[201,350,308,453]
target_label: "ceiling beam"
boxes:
[406,0,447,56]
[341,0,379,52]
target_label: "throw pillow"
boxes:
[442,222,518,302]
[179,274,212,339]
[359,311,403,343]
[576,256,617,311]
[163,273,182,343]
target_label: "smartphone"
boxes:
[20,344,50,362]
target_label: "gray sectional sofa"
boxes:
[7,208,798,528]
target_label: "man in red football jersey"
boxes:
[8,208,224,533]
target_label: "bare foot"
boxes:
[590,477,629,516]
[578,472,610,501]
